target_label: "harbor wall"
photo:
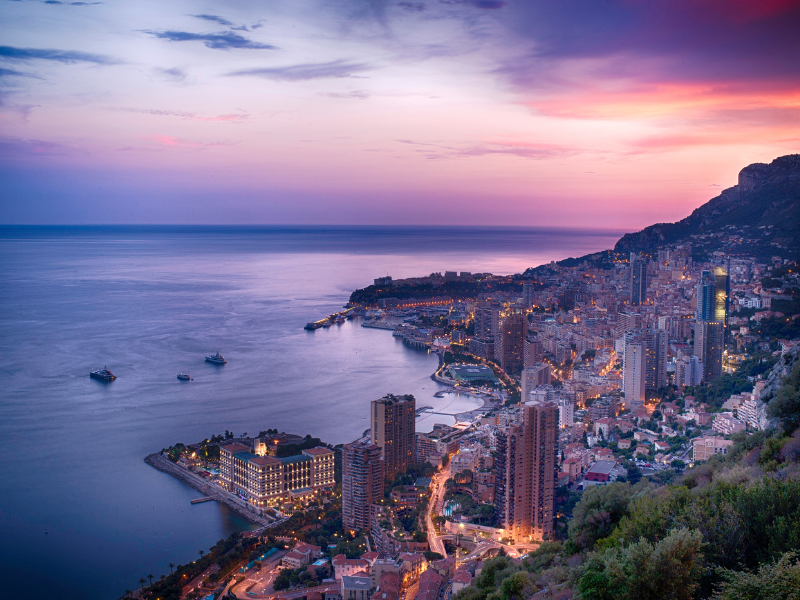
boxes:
[144,453,273,526]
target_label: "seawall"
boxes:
[144,453,273,526]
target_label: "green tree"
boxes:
[711,551,800,600]
[569,482,635,550]
[578,529,703,600]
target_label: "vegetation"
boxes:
[452,359,800,600]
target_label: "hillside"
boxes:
[452,350,800,600]
[614,154,800,259]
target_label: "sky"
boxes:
[1,0,799,227]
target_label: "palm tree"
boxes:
[169,563,175,574]
[147,573,154,586]
[124,590,132,600]
[199,550,204,559]
[160,575,165,582]
[139,578,146,590]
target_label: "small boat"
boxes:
[205,352,226,364]
[322,320,332,328]
[177,373,190,381]
[90,366,116,381]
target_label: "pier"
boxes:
[190,496,214,504]
[304,307,354,330]
[361,322,398,330]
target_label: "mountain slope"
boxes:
[614,154,800,258]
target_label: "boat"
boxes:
[177,373,190,381]
[304,322,322,330]
[322,320,332,328]
[90,366,116,381]
[205,352,226,364]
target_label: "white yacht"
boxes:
[205,352,226,364]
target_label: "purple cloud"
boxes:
[228,60,370,81]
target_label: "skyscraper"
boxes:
[623,339,646,410]
[496,399,557,542]
[370,394,416,479]
[695,321,724,382]
[696,268,728,325]
[495,313,527,374]
[630,252,647,306]
[645,328,668,391]
[695,267,728,382]
[342,439,384,531]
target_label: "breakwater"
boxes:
[144,453,272,526]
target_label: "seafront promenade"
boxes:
[144,453,274,526]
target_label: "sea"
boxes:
[0,225,624,599]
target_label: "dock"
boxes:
[190,496,214,504]
[361,322,398,330]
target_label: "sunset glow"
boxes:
[1,0,799,227]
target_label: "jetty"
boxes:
[304,307,354,330]
[361,321,398,330]
[190,496,214,504]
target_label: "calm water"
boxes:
[0,226,623,599]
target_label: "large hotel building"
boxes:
[219,443,335,507]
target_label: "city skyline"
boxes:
[2,1,800,226]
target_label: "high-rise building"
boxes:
[496,400,557,542]
[623,339,646,410]
[524,334,544,367]
[645,328,668,391]
[474,303,500,339]
[696,268,728,325]
[370,394,416,479]
[695,321,724,382]
[520,362,551,401]
[616,311,642,338]
[675,355,703,387]
[342,439,384,531]
[495,313,527,374]
[630,253,647,306]
[557,396,574,429]
[522,282,536,307]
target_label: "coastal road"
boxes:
[426,463,451,557]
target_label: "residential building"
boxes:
[474,304,500,338]
[524,334,544,367]
[623,340,646,410]
[371,394,416,479]
[342,439,384,531]
[675,354,703,387]
[630,253,647,306]
[219,444,334,508]
[496,399,557,542]
[695,320,724,381]
[692,436,734,461]
[520,362,551,400]
[495,313,527,374]
[712,414,746,435]
[645,328,668,391]
[557,396,574,430]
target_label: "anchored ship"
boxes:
[205,352,226,364]
[90,367,116,381]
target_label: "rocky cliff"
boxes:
[614,154,800,258]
